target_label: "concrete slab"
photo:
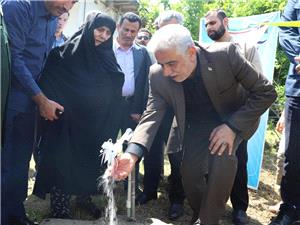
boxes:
[40,216,174,225]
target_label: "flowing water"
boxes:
[98,129,133,225]
[99,173,118,225]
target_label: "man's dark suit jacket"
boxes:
[130,44,152,115]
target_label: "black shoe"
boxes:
[135,192,157,205]
[270,214,295,225]
[9,216,39,225]
[190,212,199,225]
[168,203,184,220]
[192,218,201,225]
[232,209,247,225]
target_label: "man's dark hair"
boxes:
[118,12,142,29]
[205,9,227,21]
[138,28,152,38]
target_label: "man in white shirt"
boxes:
[113,12,151,134]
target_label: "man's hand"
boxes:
[111,152,138,180]
[33,93,64,121]
[209,124,236,155]
[295,56,300,75]
[130,113,141,123]
[276,110,285,134]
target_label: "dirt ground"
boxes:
[25,131,281,225]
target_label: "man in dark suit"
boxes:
[111,24,276,225]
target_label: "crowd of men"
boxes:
[1,0,299,225]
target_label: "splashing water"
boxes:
[98,129,133,225]
[98,171,118,225]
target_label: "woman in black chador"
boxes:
[33,13,124,219]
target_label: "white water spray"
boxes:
[98,128,133,225]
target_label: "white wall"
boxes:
[64,0,120,37]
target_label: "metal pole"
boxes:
[131,166,135,219]
[126,169,132,218]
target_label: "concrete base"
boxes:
[40,216,173,225]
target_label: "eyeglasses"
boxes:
[137,35,150,41]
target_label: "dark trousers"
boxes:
[230,140,249,212]
[116,97,137,134]
[181,121,242,225]
[280,96,300,210]
[1,109,36,224]
[116,97,140,190]
[143,108,185,204]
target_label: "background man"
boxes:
[270,0,300,224]
[52,12,69,48]
[135,28,152,46]
[111,24,276,225]
[113,12,152,191]
[135,10,186,221]
[1,1,76,224]
[204,9,263,225]
[113,12,151,133]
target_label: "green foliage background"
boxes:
[137,0,290,118]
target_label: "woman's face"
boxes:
[94,26,112,46]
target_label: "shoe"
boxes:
[232,209,247,225]
[168,203,184,220]
[76,196,102,219]
[190,212,199,225]
[9,216,39,225]
[192,218,201,225]
[135,192,157,205]
[269,213,295,225]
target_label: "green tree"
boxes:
[137,0,160,33]
[171,0,207,40]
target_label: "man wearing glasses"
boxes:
[136,28,152,46]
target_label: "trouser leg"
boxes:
[168,151,185,204]
[1,109,35,223]
[143,108,173,196]
[181,128,209,218]
[181,122,241,225]
[143,133,164,196]
[280,97,300,208]
[200,147,239,225]
[230,140,249,212]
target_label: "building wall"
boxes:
[64,0,137,37]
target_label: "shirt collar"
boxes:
[35,1,56,20]
[113,39,134,53]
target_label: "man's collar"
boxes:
[114,38,135,52]
[36,1,56,20]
